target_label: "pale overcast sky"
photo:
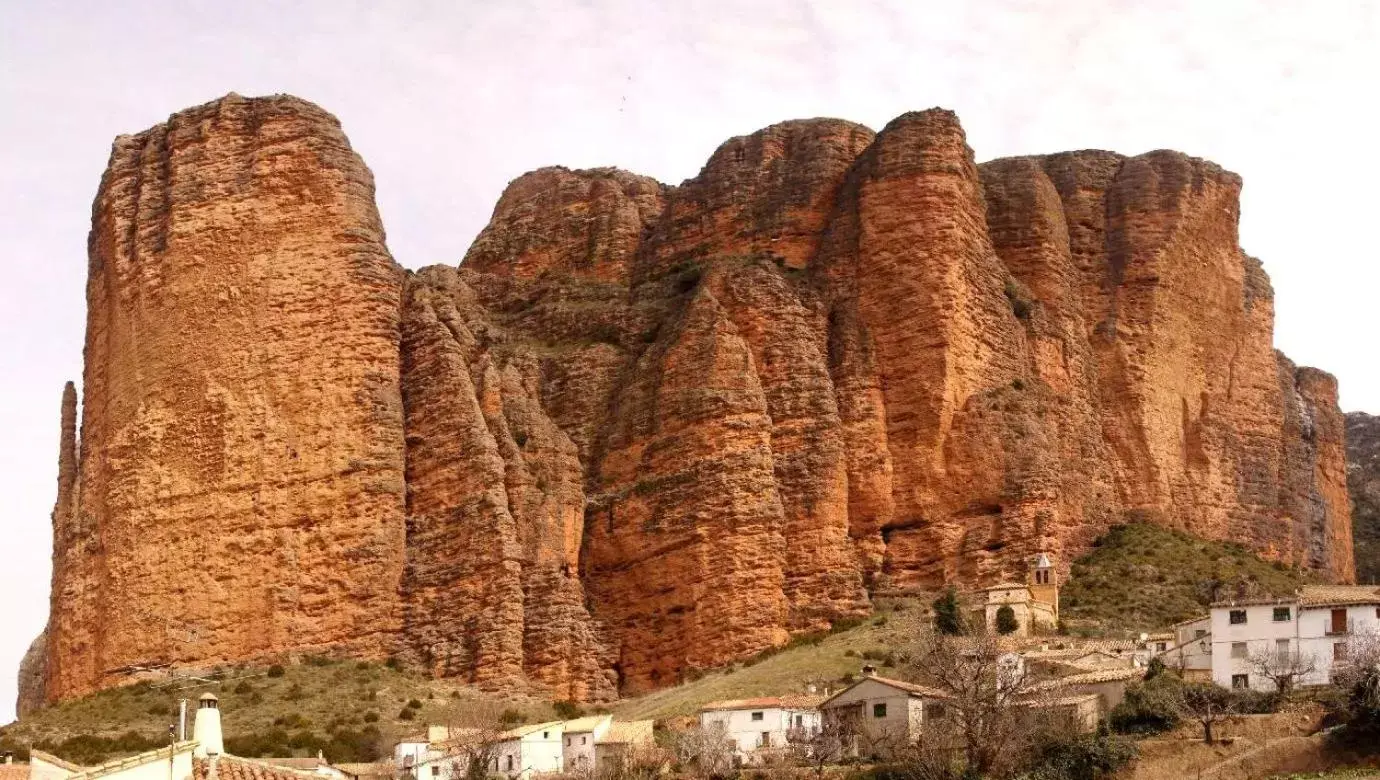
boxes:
[1,0,1377,722]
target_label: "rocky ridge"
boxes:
[21,94,1353,714]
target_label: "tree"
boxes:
[995,605,1019,635]
[932,587,966,636]
[668,727,735,780]
[1245,647,1317,695]
[903,630,1033,777]
[594,743,671,780]
[787,716,859,778]
[1176,682,1237,744]
[1329,630,1380,745]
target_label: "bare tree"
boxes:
[1176,682,1237,744]
[435,706,510,780]
[594,743,671,780]
[667,727,736,780]
[786,716,858,779]
[902,630,1034,778]
[1330,629,1380,741]
[1245,647,1317,695]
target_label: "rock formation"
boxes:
[28,93,1354,712]
[1346,412,1380,584]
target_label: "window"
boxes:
[1229,610,1247,625]
[873,703,887,718]
[751,711,764,721]
[1334,643,1347,661]
[1276,639,1290,657]
[542,732,549,739]
[431,767,440,777]
[925,702,947,720]
[1195,629,1208,639]
[1156,642,1167,652]
[505,756,513,772]
[581,737,586,745]
[1231,642,1247,659]
[794,715,803,727]
[760,732,771,747]
[1273,607,1292,622]
[1231,674,1249,689]
[1330,609,1349,635]
[566,738,571,747]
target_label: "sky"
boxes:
[1,0,1377,723]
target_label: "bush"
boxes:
[285,683,305,701]
[406,698,423,710]
[385,657,404,672]
[363,711,379,723]
[1023,729,1137,780]
[397,707,416,721]
[932,586,966,635]
[553,700,583,720]
[266,664,286,678]
[499,709,526,725]
[995,604,1019,634]
[1110,673,1184,734]
[234,681,254,694]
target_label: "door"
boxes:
[1331,609,1348,635]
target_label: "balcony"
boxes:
[1325,619,1354,636]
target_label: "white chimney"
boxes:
[193,692,224,757]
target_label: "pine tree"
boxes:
[932,586,965,635]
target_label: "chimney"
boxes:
[192,693,224,757]
[4,752,13,765]
[861,664,877,677]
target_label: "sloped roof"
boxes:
[561,715,613,733]
[820,674,949,707]
[252,758,328,771]
[1299,586,1380,607]
[597,721,654,745]
[1170,614,1211,629]
[982,583,1030,592]
[0,765,31,780]
[195,756,321,780]
[700,694,824,712]
[333,764,392,778]
[496,721,562,741]
[1037,666,1145,687]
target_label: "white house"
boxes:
[1209,585,1380,691]
[1155,615,1213,681]
[818,674,949,747]
[560,716,612,773]
[699,696,822,760]
[491,722,564,778]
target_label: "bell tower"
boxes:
[1029,552,1058,621]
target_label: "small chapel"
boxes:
[973,553,1060,636]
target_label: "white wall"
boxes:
[699,707,820,755]
[1211,601,1380,690]
[821,679,931,742]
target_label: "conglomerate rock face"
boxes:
[31,94,1354,710]
[1345,412,1380,584]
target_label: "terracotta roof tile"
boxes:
[1299,586,1380,607]
[0,765,31,780]
[195,756,321,780]
[597,721,654,745]
[700,696,823,712]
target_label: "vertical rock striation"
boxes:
[44,94,408,705]
[31,95,1354,710]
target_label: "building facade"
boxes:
[699,697,822,760]
[1209,586,1380,691]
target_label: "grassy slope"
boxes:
[0,659,558,765]
[1059,522,1318,634]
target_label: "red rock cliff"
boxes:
[32,95,1353,710]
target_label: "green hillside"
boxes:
[1059,522,1318,634]
[0,658,558,765]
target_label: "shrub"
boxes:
[406,698,423,710]
[1022,728,1137,780]
[1110,673,1184,734]
[996,604,1019,635]
[285,683,305,701]
[266,664,286,678]
[234,681,254,694]
[397,707,416,721]
[363,711,379,723]
[385,656,404,672]
[553,700,583,720]
[932,586,966,635]
[499,709,525,725]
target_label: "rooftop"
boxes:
[700,694,825,712]
[1299,585,1380,607]
[597,720,654,745]
[0,766,30,780]
[560,715,613,733]
[1036,666,1145,687]
[821,674,949,706]
[196,756,322,780]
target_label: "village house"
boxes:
[818,672,949,750]
[1155,615,1213,681]
[590,721,654,770]
[1031,666,1144,717]
[970,554,1059,636]
[490,723,564,779]
[1209,585,1380,692]
[698,696,822,761]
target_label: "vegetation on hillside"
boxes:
[1059,522,1317,634]
[0,657,556,765]
[1345,412,1380,584]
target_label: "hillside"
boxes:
[0,658,559,765]
[1059,523,1318,633]
[27,92,1352,713]
[1346,412,1380,584]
